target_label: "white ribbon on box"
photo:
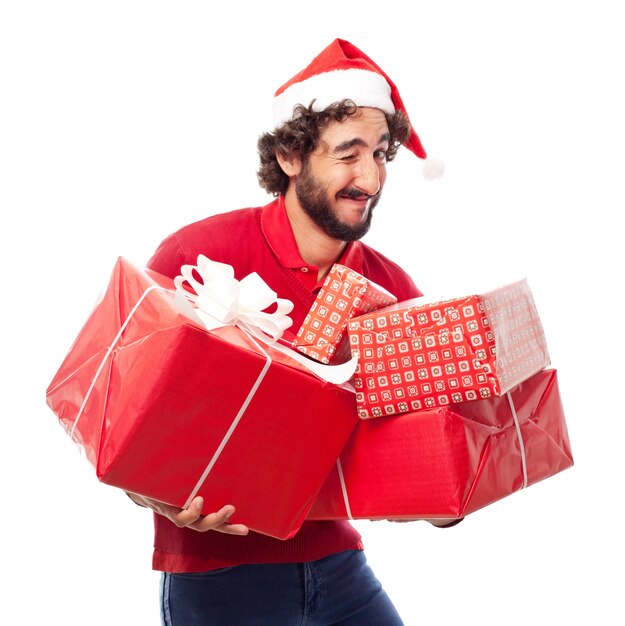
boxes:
[506,391,528,489]
[173,255,358,385]
[174,256,293,343]
[68,255,357,509]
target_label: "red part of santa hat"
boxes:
[273,38,427,159]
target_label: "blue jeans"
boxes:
[160,549,404,625]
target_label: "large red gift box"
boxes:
[307,368,572,521]
[46,257,358,540]
[348,279,550,418]
[293,264,397,364]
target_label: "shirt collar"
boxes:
[260,195,365,275]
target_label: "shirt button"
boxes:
[301,267,309,273]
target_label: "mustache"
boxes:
[338,188,379,200]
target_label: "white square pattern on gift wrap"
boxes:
[348,279,551,418]
[293,264,397,364]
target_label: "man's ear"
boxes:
[276,151,302,177]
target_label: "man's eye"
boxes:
[341,154,355,161]
[374,150,388,161]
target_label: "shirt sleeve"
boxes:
[146,232,187,280]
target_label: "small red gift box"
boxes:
[46,257,358,540]
[293,264,397,364]
[307,368,572,521]
[348,279,550,418]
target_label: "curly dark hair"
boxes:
[257,100,411,196]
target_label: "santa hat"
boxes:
[273,38,441,176]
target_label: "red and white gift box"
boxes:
[348,279,550,418]
[45,257,358,540]
[293,264,397,364]
[307,368,573,521]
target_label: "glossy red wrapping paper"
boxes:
[349,279,551,418]
[307,368,572,520]
[292,263,397,364]
[45,257,358,540]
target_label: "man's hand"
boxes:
[387,518,463,527]
[127,493,249,535]
[425,518,464,528]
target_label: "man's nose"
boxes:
[355,157,381,196]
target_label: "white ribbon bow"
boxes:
[173,255,357,385]
[174,255,294,343]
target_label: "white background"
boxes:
[1,2,623,624]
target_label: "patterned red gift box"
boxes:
[45,257,358,540]
[307,368,573,521]
[348,279,550,418]
[293,263,397,364]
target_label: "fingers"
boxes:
[212,522,250,536]
[188,503,249,535]
[131,494,250,535]
[172,499,249,535]
[428,517,464,528]
[170,496,205,527]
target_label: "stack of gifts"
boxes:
[46,258,572,539]
[304,269,573,521]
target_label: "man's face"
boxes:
[294,107,390,242]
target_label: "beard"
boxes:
[294,164,381,242]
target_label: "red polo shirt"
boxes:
[146,196,421,572]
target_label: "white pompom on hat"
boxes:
[273,38,443,178]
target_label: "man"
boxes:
[130,38,457,625]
